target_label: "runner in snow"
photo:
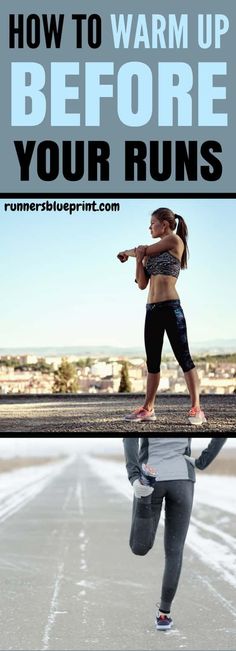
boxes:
[123,437,227,631]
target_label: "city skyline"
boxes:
[0,198,235,349]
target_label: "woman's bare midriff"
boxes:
[147,275,179,303]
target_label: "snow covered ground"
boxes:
[84,454,236,595]
[0,455,75,523]
[0,440,235,649]
[0,442,235,594]
[0,437,235,593]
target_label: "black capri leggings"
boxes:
[130,480,194,613]
[144,299,195,373]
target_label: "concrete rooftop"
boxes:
[0,393,235,432]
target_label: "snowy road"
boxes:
[0,455,235,651]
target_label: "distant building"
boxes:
[0,353,235,395]
[20,355,38,365]
[159,377,170,391]
[174,382,188,394]
[0,368,54,394]
[201,378,235,394]
[44,356,62,369]
[100,377,120,392]
[91,362,113,378]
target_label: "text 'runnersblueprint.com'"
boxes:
[4,200,121,215]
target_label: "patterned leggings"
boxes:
[144,299,195,373]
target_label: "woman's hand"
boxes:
[133,479,154,499]
[117,251,129,263]
[184,455,196,467]
[136,246,146,262]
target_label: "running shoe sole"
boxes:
[124,414,157,421]
[188,416,207,425]
[156,619,173,631]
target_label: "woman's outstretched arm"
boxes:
[195,438,227,470]
[142,234,178,256]
[117,247,137,262]
[118,234,179,263]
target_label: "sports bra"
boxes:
[144,251,181,279]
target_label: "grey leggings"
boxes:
[130,480,194,613]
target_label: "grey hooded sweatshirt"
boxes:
[123,437,227,484]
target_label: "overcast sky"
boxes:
[0,437,235,458]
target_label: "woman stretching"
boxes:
[118,207,206,425]
[123,436,227,630]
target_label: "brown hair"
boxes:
[151,207,189,269]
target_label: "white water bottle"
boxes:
[141,463,158,487]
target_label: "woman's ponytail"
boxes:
[151,207,189,269]
[175,214,189,269]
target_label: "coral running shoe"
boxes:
[188,407,207,425]
[156,613,173,631]
[125,407,156,421]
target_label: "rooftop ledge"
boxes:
[0,393,235,433]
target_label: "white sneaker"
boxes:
[188,407,207,425]
[156,612,173,631]
[125,407,156,421]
